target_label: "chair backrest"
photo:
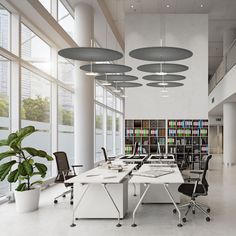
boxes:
[101,147,108,162]
[132,142,139,156]
[201,155,212,191]
[53,151,70,174]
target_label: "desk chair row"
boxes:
[53,149,212,224]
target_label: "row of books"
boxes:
[168,120,208,127]
[126,129,166,137]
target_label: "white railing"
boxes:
[209,39,236,94]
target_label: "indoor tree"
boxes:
[0,126,53,191]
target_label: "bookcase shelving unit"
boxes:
[125,119,166,155]
[167,119,208,169]
[125,119,208,169]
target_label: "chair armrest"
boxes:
[71,164,83,175]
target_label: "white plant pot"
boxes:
[14,188,40,213]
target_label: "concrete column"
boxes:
[74,3,94,172]
[223,28,236,56]
[223,103,236,165]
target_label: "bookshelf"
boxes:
[125,119,208,169]
[167,119,208,169]
[125,119,166,155]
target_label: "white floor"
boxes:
[1,155,236,236]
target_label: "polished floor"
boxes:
[1,155,236,236]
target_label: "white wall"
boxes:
[125,14,208,119]
[208,64,236,113]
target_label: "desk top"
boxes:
[65,164,136,184]
[119,154,148,162]
[147,154,175,162]
[130,164,184,184]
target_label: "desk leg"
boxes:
[163,184,183,227]
[131,183,150,227]
[70,184,89,227]
[103,184,122,227]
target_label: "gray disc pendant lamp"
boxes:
[58,47,123,62]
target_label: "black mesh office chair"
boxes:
[132,142,139,156]
[53,151,83,205]
[174,155,212,222]
[101,147,108,162]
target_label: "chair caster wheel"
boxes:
[133,194,137,197]
[116,223,122,227]
[75,218,79,221]
[177,223,183,227]
[173,209,177,214]
[206,217,210,222]
[70,201,73,205]
[207,208,211,213]
[70,223,76,227]
[192,210,195,214]
[62,195,66,198]
[54,200,58,204]
[182,218,187,223]
[131,223,137,227]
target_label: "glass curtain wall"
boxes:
[21,68,52,177]
[58,87,74,165]
[0,55,10,197]
[95,83,124,162]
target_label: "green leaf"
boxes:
[16,183,27,191]
[37,150,47,157]
[0,139,8,147]
[0,150,17,161]
[0,160,16,181]
[22,147,38,156]
[22,160,33,176]
[45,154,53,161]
[7,169,19,183]
[17,126,35,139]
[30,180,43,186]
[18,163,27,176]
[35,163,47,178]
[7,133,17,144]
[28,159,34,165]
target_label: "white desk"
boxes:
[130,164,184,227]
[147,154,175,163]
[66,164,136,227]
[119,154,148,163]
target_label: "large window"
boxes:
[21,23,51,74]
[0,55,10,197]
[0,4,10,50]
[21,68,52,177]
[58,87,74,165]
[95,105,104,162]
[58,56,74,87]
[116,113,122,154]
[106,109,113,155]
[94,83,124,162]
[58,0,74,38]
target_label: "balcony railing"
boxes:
[209,39,236,94]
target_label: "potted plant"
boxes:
[0,126,53,213]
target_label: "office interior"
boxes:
[0,0,236,235]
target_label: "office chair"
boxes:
[132,142,139,156]
[174,155,212,222]
[101,147,108,162]
[53,151,83,205]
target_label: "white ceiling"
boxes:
[103,0,236,76]
[68,0,236,76]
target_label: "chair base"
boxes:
[54,188,73,204]
[178,200,211,222]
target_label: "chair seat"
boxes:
[178,183,207,197]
